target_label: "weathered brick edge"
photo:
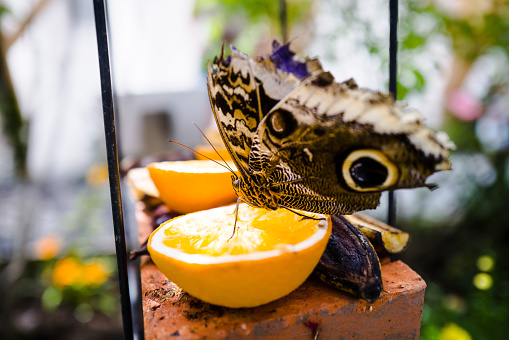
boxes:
[142,260,426,339]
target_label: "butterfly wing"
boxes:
[206,41,322,180]
[207,41,454,215]
[251,70,454,214]
[206,47,260,178]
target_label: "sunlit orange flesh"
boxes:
[161,206,321,256]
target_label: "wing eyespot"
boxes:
[340,149,399,192]
[267,109,297,139]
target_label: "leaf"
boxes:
[369,46,379,55]
[41,286,63,311]
[403,31,426,50]
[413,70,426,92]
[397,81,409,99]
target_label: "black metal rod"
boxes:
[92,0,134,338]
[103,0,123,162]
[388,0,398,227]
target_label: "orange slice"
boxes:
[126,167,160,200]
[147,160,238,214]
[195,145,232,161]
[147,204,331,308]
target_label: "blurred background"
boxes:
[0,0,508,339]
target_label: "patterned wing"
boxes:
[206,46,260,178]
[206,41,323,177]
[207,41,454,215]
[251,62,454,214]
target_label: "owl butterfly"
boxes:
[206,41,454,216]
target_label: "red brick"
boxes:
[142,260,425,339]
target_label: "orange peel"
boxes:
[148,204,331,308]
[147,160,238,213]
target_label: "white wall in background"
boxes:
[3,0,204,182]
[107,0,202,95]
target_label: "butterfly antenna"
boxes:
[167,140,235,174]
[192,123,237,176]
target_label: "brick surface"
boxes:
[141,260,426,339]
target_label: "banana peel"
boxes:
[314,214,412,302]
[313,215,383,303]
[345,213,411,256]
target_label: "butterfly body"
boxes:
[207,41,454,215]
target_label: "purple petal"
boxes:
[269,41,309,79]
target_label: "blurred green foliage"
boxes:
[0,181,122,338]
[397,2,509,339]
[0,10,28,179]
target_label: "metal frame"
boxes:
[92,0,398,338]
[92,0,134,338]
[388,0,398,227]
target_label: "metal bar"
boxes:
[100,2,142,337]
[122,185,146,340]
[389,0,398,97]
[387,0,398,227]
[92,0,134,338]
[103,1,123,162]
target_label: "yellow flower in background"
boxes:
[473,272,493,290]
[440,322,472,340]
[52,257,111,288]
[86,163,109,187]
[34,234,63,260]
[52,257,83,288]
[82,259,110,286]
[476,255,495,272]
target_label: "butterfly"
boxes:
[206,41,454,216]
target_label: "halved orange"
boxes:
[147,160,238,214]
[195,145,232,161]
[194,127,230,161]
[126,167,160,200]
[147,204,331,308]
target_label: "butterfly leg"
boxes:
[279,205,322,221]
[228,197,242,241]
